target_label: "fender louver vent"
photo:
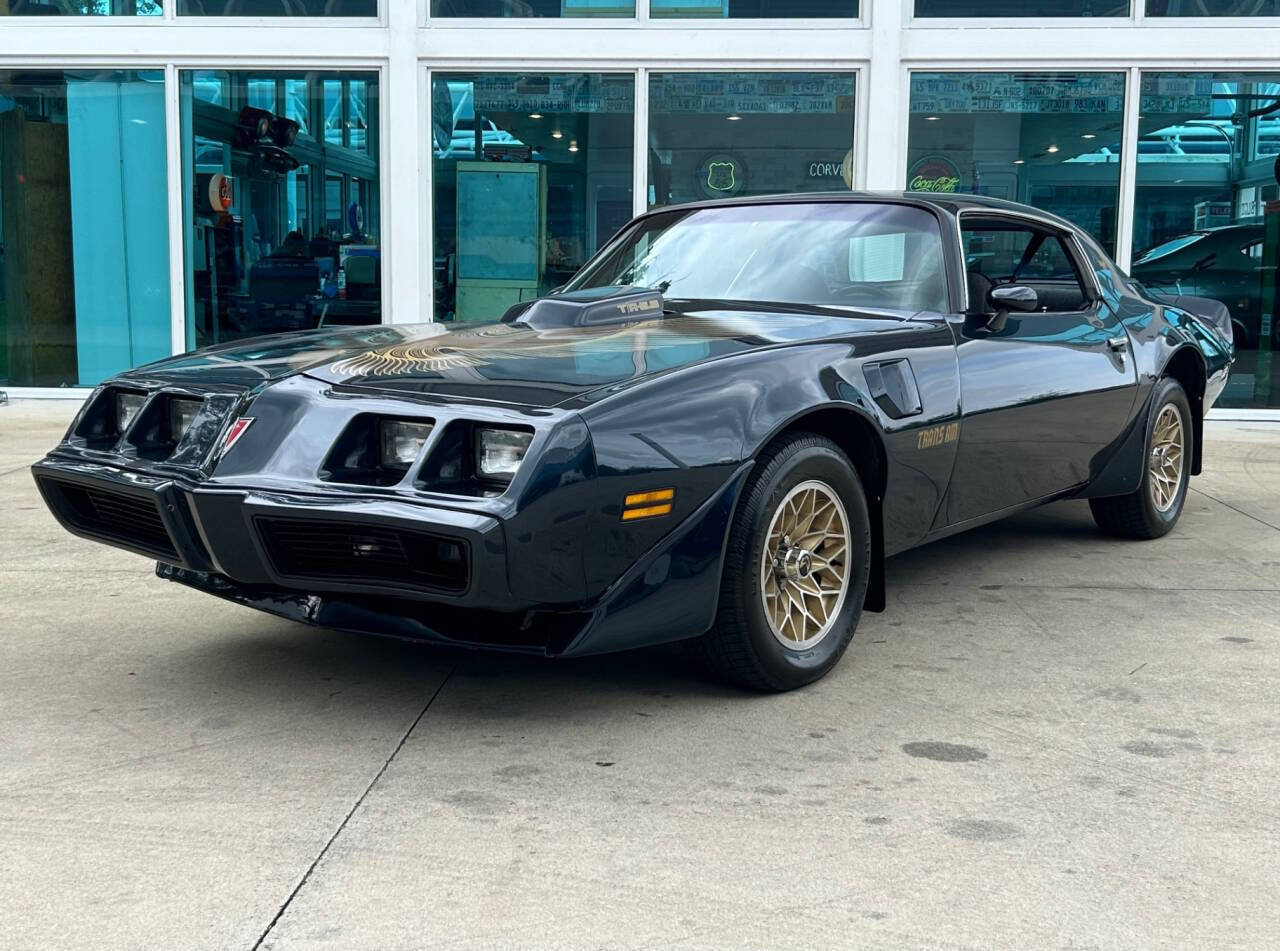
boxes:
[256,518,468,593]
[44,480,178,560]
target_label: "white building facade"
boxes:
[2,0,1278,415]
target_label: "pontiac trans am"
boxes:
[33,194,1234,691]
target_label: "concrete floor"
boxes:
[1,401,1277,951]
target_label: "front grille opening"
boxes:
[320,414,434,487]
[45,479,178,560]
[257,518,468,593]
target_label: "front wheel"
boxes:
[1089,377,1192,539]
[692,433,871,692]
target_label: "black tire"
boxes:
[692,433,871,692]
[1089,377,1193,540]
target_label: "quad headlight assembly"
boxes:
[168,398,204,442]
[475,428,533,483]
[115,391,147,433]
[380,420,435,470]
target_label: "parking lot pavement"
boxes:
[1,403,1277,951]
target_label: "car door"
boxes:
[940,213,1139,528]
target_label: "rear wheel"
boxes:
[1089,377,1192,539]
[692,433,871,691]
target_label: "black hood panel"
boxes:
[307,310,927,407]
[119,308,929,408]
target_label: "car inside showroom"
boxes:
[1,2,1278,950]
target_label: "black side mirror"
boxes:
[989,284,1039,313]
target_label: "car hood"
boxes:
[121,306,927,408]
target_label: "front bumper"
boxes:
[154,563,591,654]
[33,459,520,609]
[32,455,752,657]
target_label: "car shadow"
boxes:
[887,498,1109,567]
[163,609,739,722]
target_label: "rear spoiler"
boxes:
[1150,293,1233,346]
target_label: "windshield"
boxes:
[567,202,950,314]
[1134,233,1205,266]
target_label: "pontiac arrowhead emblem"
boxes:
[220,417,255,457]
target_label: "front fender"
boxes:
[561,462,753,656]
[579,327,960,596]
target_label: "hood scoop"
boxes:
[503,286,664,330]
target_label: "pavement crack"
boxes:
[250,666,456,950]
[1190,486,1280,533]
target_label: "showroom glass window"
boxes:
[648,72,857,207]
[432,0,633,16]
[1132,72,1280,409]
[906,72,1126,253]
[175,0,375,15]
[913,0,1125,15]
[651,0,856,17]
[0,0,156,12]
[180,71,380,350]
[430,73,634,323]
[0,71,170,387]
[1146,0,1278,15]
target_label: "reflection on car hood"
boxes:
[121,308,926,408]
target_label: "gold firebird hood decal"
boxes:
[323,315,786,379]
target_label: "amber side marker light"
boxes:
[622,488,675,521]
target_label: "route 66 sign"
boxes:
[697,153,746,199]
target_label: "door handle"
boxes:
[1106,335,1128,351]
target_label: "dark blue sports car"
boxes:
[34,193,1233,690]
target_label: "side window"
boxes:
[964,226,1033,280]
[1019,238,1079,281]
[962,219,1091,314]
[1243,240,1263,263]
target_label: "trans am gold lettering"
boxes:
[616,298,661,316]
[916,421,960,450]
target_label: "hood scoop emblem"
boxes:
[503,286,664,330]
